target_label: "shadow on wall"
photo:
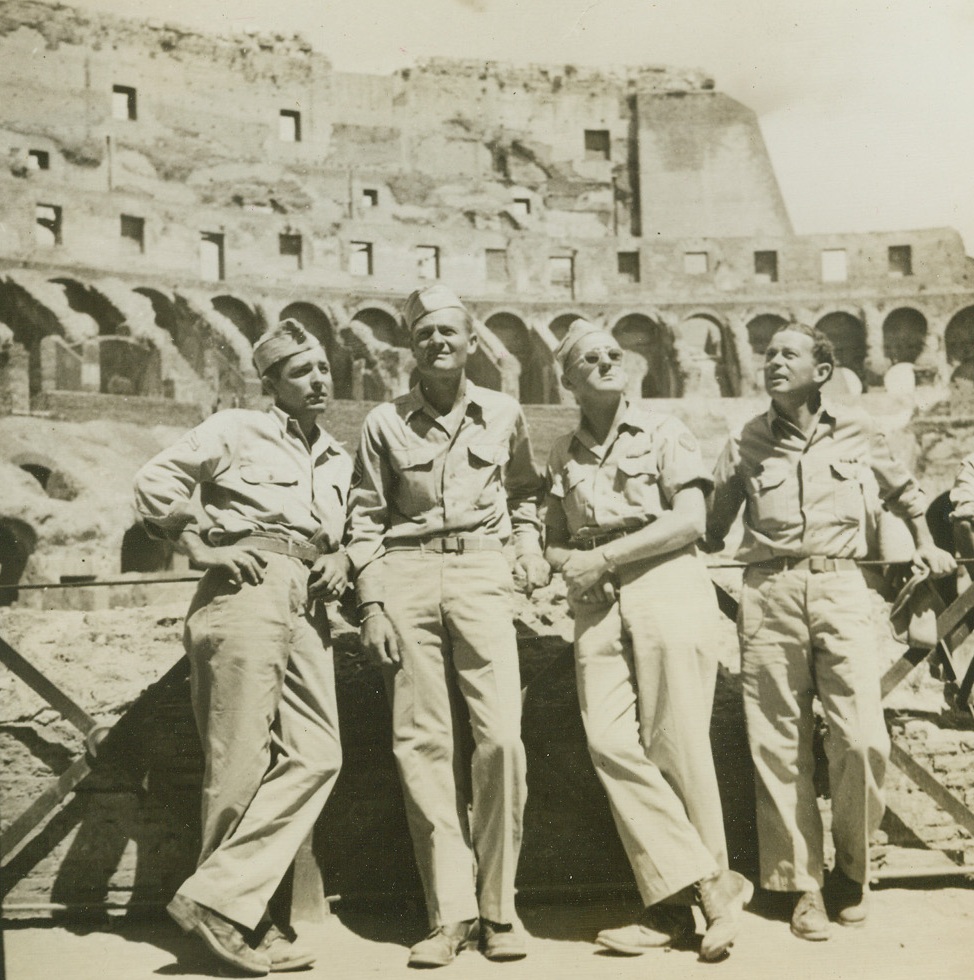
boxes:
[3,634,759,921]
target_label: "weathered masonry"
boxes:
[1,0,973,414]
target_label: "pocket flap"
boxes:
[754,464,787,491]
[239,464,298,486]
[616,452,659,478]
[830,460,860,481]
[390,443,440,470]
[468,443,510,466]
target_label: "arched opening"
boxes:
[945,307,974,383]
[212,296,265,346]
[0,516,37,606]
[678,314,740,396]
[815,312,866,382]
[280,303,353,399]
[549,313,585,343]
[353,308,406,349]
[135,288,208,377]
[14,454,78,500]
[746,314,789,359]
[51,278,126,336]
[121,523,174,574]
[883,308,927,365]
[0,278,66,397]
[612,314,677,398]
[485,312,552,404]
[98,335,162,397]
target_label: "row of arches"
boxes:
[4,271,974,404]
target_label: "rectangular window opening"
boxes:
[821,248,847,283]
[511,197,531,218]
[120,214,145,253]
[280,233,303,270]
[888,244,912,277]
[349,241,373,277]
[27,149,50,171]
[416,245,440,280]
[200,232,225,281]
[112,85,137,121]
[584,129,611,161]
[754,250,778,283]
[35,203,62,247]
[485,248,508,282]
[361,188,379,208]
[683,251,709,276]
[617,251,640,284]
[549,255,575,296]
[279,109,301,143]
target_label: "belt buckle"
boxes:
[440,537,464,554]
[809,556,827,573]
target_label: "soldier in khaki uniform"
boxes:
[345,285,549,968]
[706,323,954,941]
[544,319,751,963]
[134,321,351,975]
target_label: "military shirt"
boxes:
[346,381,545,604]
[134,405,352,551]
[709,400,926,564]
[546,401,711,542]
[949,452,974,522]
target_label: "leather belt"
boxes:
[572,526,644,551]
[244,532,321,565]
[752,556,859,574]
[384,535,504,555]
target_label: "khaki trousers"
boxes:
[178,553,342,929]
[380,550,527,927]
[739,566,889,891]
[573,549,727,907]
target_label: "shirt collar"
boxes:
[268,405,340,455]
[766,395,838,437]
[572,399,644,455]
[404,379,483,420]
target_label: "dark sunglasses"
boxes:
[575,348,624,366]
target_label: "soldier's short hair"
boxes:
[771,321,835,370]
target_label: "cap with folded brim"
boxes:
[253,319,320,376]
[554,318,613,371]
[403,285,467,331]
[889,567,945,649]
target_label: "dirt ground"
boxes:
[4,885,974,980]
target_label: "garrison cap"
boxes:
[252,318,321,376]
[554,317,613,371]
[402,284,468,331]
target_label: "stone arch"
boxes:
[484,311,554,404]
[97,335,163,396]
[12,452,78,500]
[350,304,407,348]
[279,302,353,399]
[121,523,174,574]
[51,277,126,335]
[882,308,927,365]
[0,516,37,606]
[0,277,66,396]
[945,306,974,370]
[677,312,740,397]
[815,311,867,382]
[548,311,587,343]
[611,312,678,398]
[135,288,209,378]
[211,295,265,346]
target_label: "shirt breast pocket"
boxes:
[829,460,864,524]
[389,443,440,515]
[615,451,660,507]
[239,464,299,487]
[746,462,792,529]
[466,442,510,503]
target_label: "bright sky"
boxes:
[67,0,974,254]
